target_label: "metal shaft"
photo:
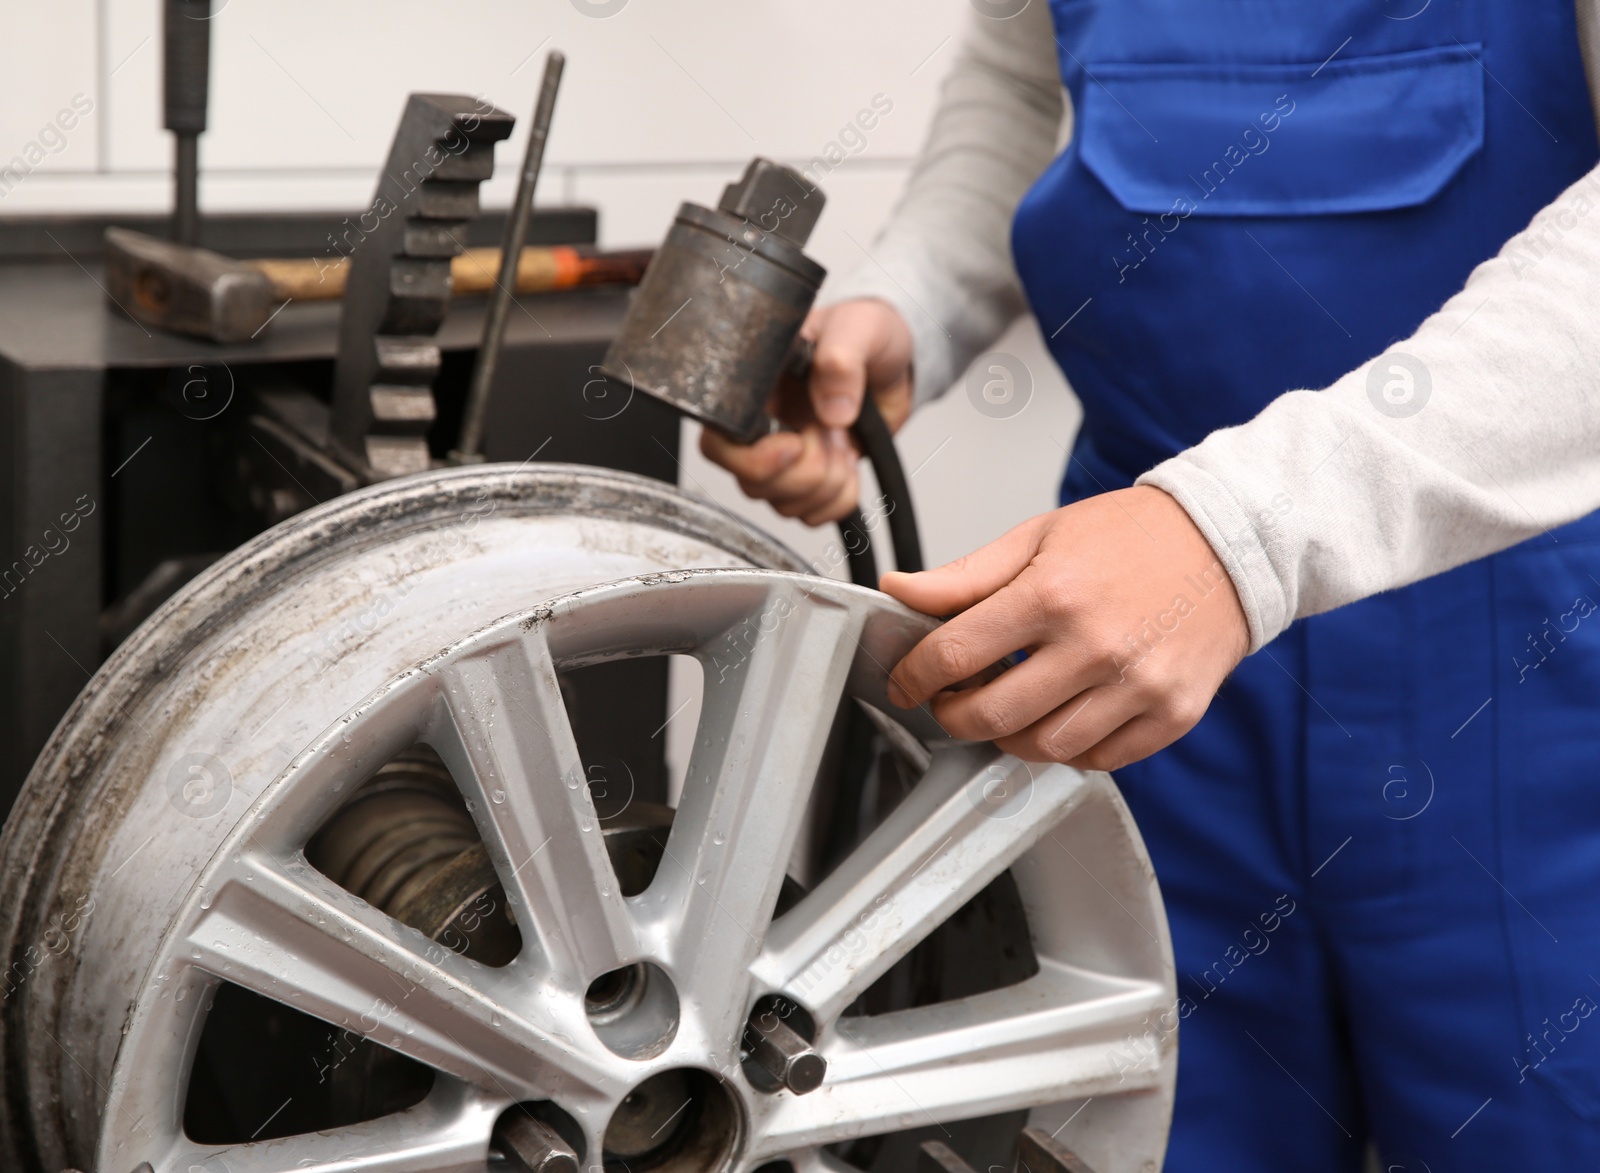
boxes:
[455,50,564,462]
[173,133,200,245]
[163,0,211,245]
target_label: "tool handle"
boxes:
[245,246,650,302]
[560,246,658,288]
[163,0,211,133]
[449,245,652,297]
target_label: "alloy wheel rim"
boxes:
[100,568,1174,1173]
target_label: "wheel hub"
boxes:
[604,1068,743,1170]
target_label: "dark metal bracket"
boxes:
[328,92,514,480]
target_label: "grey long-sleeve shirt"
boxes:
[827,1,1600,652]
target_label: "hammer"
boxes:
[102,226,653,344]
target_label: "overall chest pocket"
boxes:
[1077,44,1485,217]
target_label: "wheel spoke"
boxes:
[749,962,1170,1157]
[186,851,614,1100]
[645,579,867,1043]
[159,1079,500,1172]
[753,748,1092,1023]
[433,635,639,986]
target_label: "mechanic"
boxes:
[704,1,1600,1168]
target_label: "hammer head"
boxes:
[104,227,277,344]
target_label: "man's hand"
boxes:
[881,486,1251,771]
[700,298,914,525]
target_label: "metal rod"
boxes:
[455,50,565,462]
[173,133,200,245]
[163,0,210,245]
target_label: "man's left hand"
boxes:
[881,486,1251,771]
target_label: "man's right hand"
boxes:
[699,298,914,526]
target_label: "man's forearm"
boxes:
[1142,160,1600,651]
[822,3,1064,405]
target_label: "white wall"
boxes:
[0,0,1079,569]
[0,0,964,222]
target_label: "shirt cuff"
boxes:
[1137,457,1293,653]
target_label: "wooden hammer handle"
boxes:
[246,246,652,302]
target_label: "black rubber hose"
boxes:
[786,336,924,579]
[823,386,923,876]
[784,330,923,582]
[850,393,924,575]
[837,507,878,588]
[823,504,876,873]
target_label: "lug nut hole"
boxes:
[585,962,647,1024]
[585,961,679,1060]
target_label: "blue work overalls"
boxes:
[1011,0,1600,1166]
